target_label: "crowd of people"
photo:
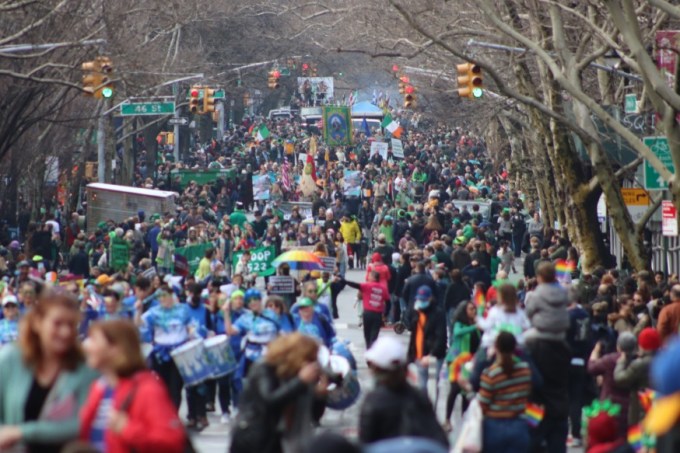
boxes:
[0,110,678,453]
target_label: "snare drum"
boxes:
[325,355,361,410]
[170,339,212,387]
[204,335,237,378]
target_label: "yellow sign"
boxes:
[621,188,650,206]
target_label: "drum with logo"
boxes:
[331,338,357,370]
[170,339,212,387]
[325,355,361,410]
[204,335,237,378]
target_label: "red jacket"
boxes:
[80,371,186,453]
[366,253,391,286]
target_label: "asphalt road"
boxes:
[188,265,584,452]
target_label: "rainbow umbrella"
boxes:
[272,250,324,270]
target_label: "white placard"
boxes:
[391,139,404,159]
[370,141,389,159]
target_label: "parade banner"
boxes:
[232,245,276,277]
[343,170,361,197]
[323,106,352,147]
[279,201,313,220]
[252,174,271,200]
[391,138,404,159]
[170,168,237,189]
[370,141,389,159]
[268,276,295,294]
[175,242,215,274]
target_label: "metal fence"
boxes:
[609,221,680,275]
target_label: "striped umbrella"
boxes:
[272,250,324,271]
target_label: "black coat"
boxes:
[408,304,447,360]
[68,250,90,278]
[359,382,449,447]
[230,363,311,453]
[524,338,571,419]
[444,280,470,312]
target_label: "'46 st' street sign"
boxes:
[120,102,175,116]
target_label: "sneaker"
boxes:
[206,403,215,412]
[220,413,231,424]
[569,437,583,448]
[195,417,209,432]
[442,421,452,433]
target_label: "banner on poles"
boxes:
[232,245,276,276]
[323,106,352,146]
[175,242,215,275]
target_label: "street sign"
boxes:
[643,136,674,190]
[663,201,678,236]
[624,94,638,114]
[168,117,189,126]
[120,102,175,116]
[621,188,650,223]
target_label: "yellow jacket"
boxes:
[339,220,362,243]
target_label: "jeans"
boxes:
[483,418,530,453]
[416,359,445,396]
[151,357,183,410]
[530,416,568,453]
[363,310,382,348]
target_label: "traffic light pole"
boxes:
[173,82,180,162]
[97,108,106,183]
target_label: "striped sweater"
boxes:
[477,359,532,418]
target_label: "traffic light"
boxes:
[81,57,114,99]
[189,87,201,114]
[97,56,114,98]
[204,88,216,113]
[268,70,280,89]
[398,75,409,95]
[456,63,483,98]
[404,84,416,109]
[302,63,310,76]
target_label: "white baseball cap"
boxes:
[2,295,18,307]
[365,336,407,370]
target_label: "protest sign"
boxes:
[269,276,295,294]
[391,138,404,159]
[343,170,361,197]
[232,245,276,276]
[280,201,313,220]
[370,141,389,159]
[252,174,271,200]
[321,256,336,272]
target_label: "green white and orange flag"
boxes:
[255,124,270,142]
[381,113,402,138]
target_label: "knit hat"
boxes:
[587,412,620,447]
[616,332,637,354]
[638,327,661,352]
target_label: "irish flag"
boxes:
[381,113,402,138]
[255,124,270,142]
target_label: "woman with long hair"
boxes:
[79,320,186,452]
[230,333,324,453]
[478,331,533,453]
[0,290,97,452]
[443,301,480,432]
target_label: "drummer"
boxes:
[294,297,335,348]
[134,283,197,410]
[222,288,280,377]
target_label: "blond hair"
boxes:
[265,333,318,379]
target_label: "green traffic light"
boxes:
[472,87,483,98]
[101,87,113,98]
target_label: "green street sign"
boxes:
[643,136,674,190]
[279,68,290,77]
[120,102,175,116]
[624,94,638,114]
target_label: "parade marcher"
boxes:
[0,294,20,345]
[0,290,97,452]
[408,285,447,394]
[134,283,197,410]
[340,270,390,348]
[294,297,335,347]
[360,336,448,447]
[79,320,188,453]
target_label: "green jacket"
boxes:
[0,345,98,445]
[229,210,248,229]
[446,321,479,362]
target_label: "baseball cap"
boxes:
[2,295,18,307]
[297,297,314,308]
[230,289,245,301]
[645,336,680,435]
[415,285,432,301]
[95,274,113,286]
[365,336,407,371]
[17,260,30,268]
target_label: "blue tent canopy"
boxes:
[351,101,383,117]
